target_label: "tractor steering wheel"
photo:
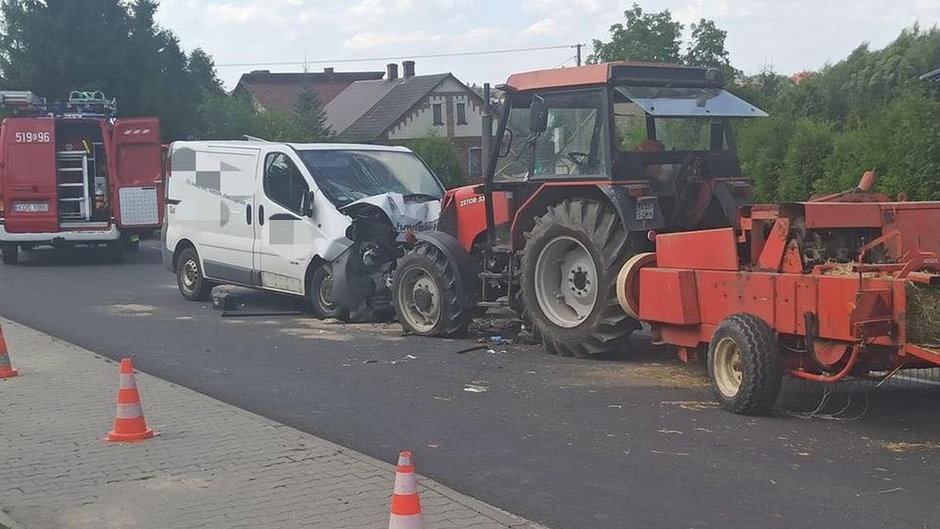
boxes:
[567,152,592,169]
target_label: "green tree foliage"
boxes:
[736,25,940,201]
[776,118,834,201]
[293,85,332,142]
[0,0,199,139]
[0,0,330,143]
[409,132,466,189]
[590,4,683,64]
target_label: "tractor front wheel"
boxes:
[520,199,639,356]
[393,242,471,337]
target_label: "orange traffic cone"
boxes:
[389,450,424,529]
[106,358,155,442]
[0,323,19,379]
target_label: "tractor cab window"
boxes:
[494,89,608,182]
[611,86,767,182]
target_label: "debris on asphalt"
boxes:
[658,429,683,435]
[608,404,623,409]
[363,359,379,364]
[221,311,303,318]
[321,318,345,325]
[455,345,490,355]
[464,380,489,393]
[660,400,720,411]
[882,441,940,452]
[433,396,452,401]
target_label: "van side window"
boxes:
[263,153,309,215]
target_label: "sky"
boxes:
[155,0,940,90]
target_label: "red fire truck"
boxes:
[0,90,164,263]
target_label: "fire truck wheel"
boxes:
[521,199,639,357]
[708,314,783,415]
[106,240,125,262]
[308,263,347,320]
[393,242,471,337]
[176,247,212,301]
[1,243,19,265]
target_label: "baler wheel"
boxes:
[393,242,471,337]
[521,198,640,357]
[708,314,783,415]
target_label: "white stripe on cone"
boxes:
[119,373,137,389]
[389,513,423,529]
[115,402,143,419]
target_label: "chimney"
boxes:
[386,63,399,81]
[324,67,334,75]
[402,60,415,78]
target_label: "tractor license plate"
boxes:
[635,199,655,220]
[13,201,49,213]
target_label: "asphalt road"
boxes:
[1,240,938,529]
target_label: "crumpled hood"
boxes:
[339,192,441,232]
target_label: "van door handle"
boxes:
[258,205,265,226]
[246,204,252,225]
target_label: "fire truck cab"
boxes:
[0,91,164,264]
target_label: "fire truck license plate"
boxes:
[13,202,49,213]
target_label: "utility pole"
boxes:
[575,43,583,66]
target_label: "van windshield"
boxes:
[297,149,444,207]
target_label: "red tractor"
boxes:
[392,62,767,355]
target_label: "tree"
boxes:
[294,85,332,142]
[590,4,683,64]
[409,132,466,188]
[684,19,738,81]
[776,118,834,202]
[0,0,199,139]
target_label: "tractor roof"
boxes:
[501,61,724,92]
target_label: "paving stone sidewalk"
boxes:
[0,318,545,529]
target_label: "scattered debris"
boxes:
[882,441,940,453]
[660,400,720,411]
[650,449,690,456]
[432,396,452,402]
[221,311,303,318]
[455,345,490,355]
[463,380,489,393]
[658,429,683,435]
[362,359,379,364]
[607,404,623,409]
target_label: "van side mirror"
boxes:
[529,97,548,133]
[301,190,315,217]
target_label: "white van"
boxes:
[162,141,444,319]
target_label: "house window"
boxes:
[432,103,444,126]
[456,102,467,125]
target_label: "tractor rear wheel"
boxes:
[707,313,782,415]
[520,199,640,357]
[393,242,471,337]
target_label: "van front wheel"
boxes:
[177,248,212,301]
[309,263,347,320]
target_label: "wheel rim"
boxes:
[534,236,598,329]
[317,271,336,311]
[713,337,744,398]
[181,259,199,292]
[398,268,441,333]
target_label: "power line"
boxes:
[215,44,579,69]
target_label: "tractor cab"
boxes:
[489,62,766,234]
